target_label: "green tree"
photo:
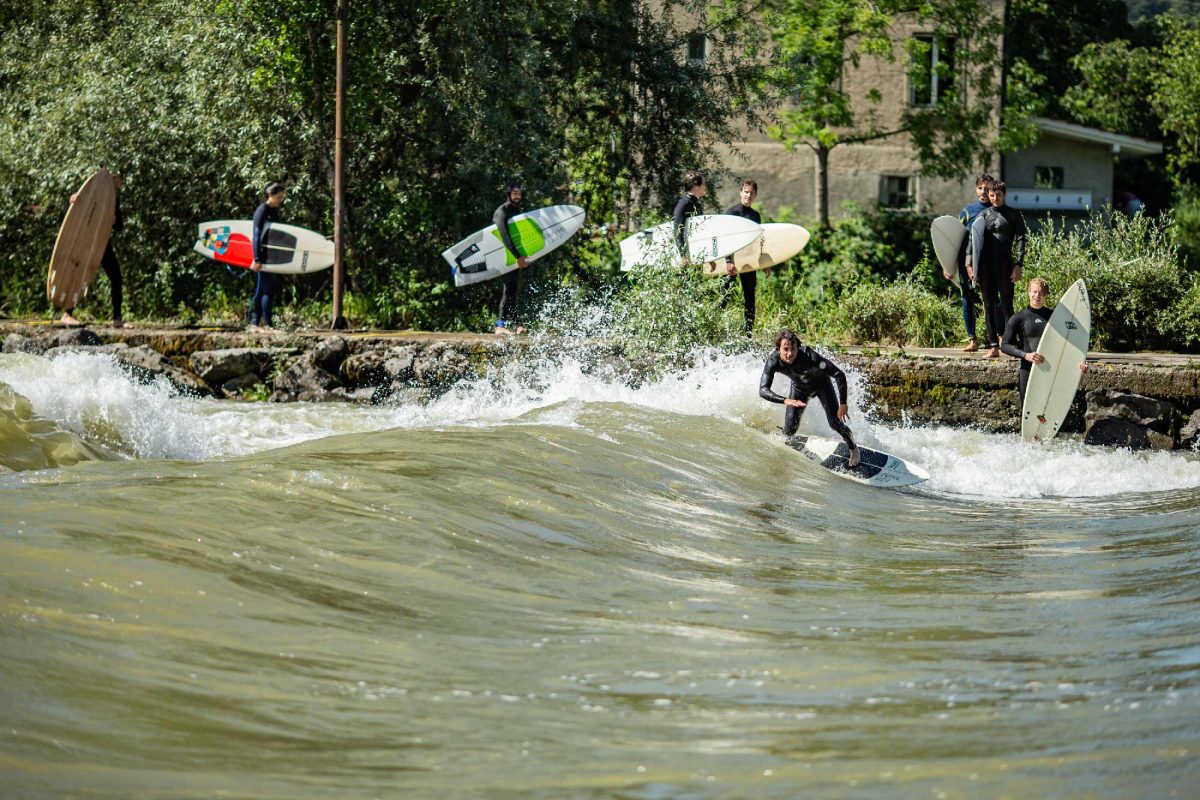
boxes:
[764,0,1005,227]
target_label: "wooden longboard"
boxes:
[46,169,116,309]
[701,223,810,276]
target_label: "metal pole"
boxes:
[331,0,348,330]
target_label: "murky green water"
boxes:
[2,351,1199,798]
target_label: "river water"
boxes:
[2,348,1199,798]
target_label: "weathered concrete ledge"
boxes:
[3,321,1200,450]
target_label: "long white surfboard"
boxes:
[194,220,334,274]
[619,215,762,271]
[930,215,967,288]
[442,205,585,287]
[786,435,930,488]
[701,223,810,276]
[1021,279,1091,442]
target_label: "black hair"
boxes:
[682,170,705,192]
[974,173,994,188]
[265,182,286,197]
[773,329,801,351]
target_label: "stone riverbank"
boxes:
[4,321,1200,451]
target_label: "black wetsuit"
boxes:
[65,196,123,321]
[759,347,855,447]
[672,193,704,259]
[969,204,1026,346]
[721,202,761,333]
[1000,305,1052,403]
[955,199,989,341]
[493,199,524,327]
[248,201,280,327]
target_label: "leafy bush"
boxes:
[1023,209,1191,350]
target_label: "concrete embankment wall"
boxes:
[4,322,1199,450]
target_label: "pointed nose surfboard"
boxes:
[786,435,930,488]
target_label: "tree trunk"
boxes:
[814,143,831,228]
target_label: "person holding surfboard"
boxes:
[951,173,993,352]
[721,179,763,333]
[1001,277,1088,404]
[60,173,125,328]
[673,171,707,266]
[966,180,1026,359]
[248,182,287,331]
[760,329,860,468]
[494,180,529,335]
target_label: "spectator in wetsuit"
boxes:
[1001,277,1088,404]
[248,182,286,331]
[760,329,860,468]
[494,180,528,336]
[950,173,992,352]
[966,180,1026,359]
[60,172,125,328]
[673,171,707,266]
[721,179,763,334]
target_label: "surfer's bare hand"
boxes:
[517,256,528,269]
[943,272,952,281]
[1011,267,1023,283]
[69,193,79,204]
[250,261,262,272]
[837,403,849,421]
[965,265,974,281]
[763,268,771,277]
[784,398,806,408]
[725,261,737,276]
[1026,352,1045,364]
[1079,362,1089,373]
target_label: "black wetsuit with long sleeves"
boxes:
[672,194,704,258]
[1000,305,1052,402]
[493,200,524,327]
[759,347,855,446]
[969,204,1027,345]
[721,202,761,333]
[248,201,281,326]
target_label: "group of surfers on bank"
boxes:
[59,172,1078,466]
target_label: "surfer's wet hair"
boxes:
[682,171,705,192]
[265,182,286,197]
[773,329,801,351]
[975,173,994,187]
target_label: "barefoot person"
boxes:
[951,173,992,352]
[760,329,860,467]
[966,180,1026,359]
[1001,277,1088,404]
[721,179,763,334]
[493,180,528,335]
[248,182,286,331]
[60,172,125,328]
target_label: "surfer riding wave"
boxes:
[760,329,860,468]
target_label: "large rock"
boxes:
[52,328,101,348]
[189,347,293,387]
[1180,408,1200,450]
[1083,389,1179,450]
[271,356,344,402]
[113,344,212,396]
[411,343,471,387]
[3,333,44,354]
[310,336,350,375]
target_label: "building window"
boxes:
[687,33,707,64]
[910,35,956,107]
[881,175,913,209]
[1035,166,1064,189]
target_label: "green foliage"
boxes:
[1149,17,1200,188]
[1023,210,1193,349]
[0,0,767,328]
[836,270,961,347]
